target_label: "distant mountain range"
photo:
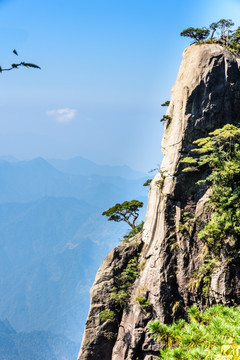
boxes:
[0,155,145,178]
[0,157,147,207]
[48,156,145,179]
[0,319,78,360]
[0,157,149,359]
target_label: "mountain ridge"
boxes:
[78,43,240,359]
[0,319,78,360]
[48,156,145,179]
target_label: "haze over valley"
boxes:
[0,156,148,359]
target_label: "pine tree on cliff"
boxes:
[180,27,210,42]
[102,200,143,230]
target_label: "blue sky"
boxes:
[0,0,240,171]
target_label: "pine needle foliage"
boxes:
[181,124,240,254]
[135,296,152,311]
[99,256,139,338]
[110,256,139,308]
[180,27,210,43]
[161,100,170,107]
[148,304,240,359]
[102,200,143,230]
[180,18,240,56]
[143,179,152,187]
[180,124,240,295]
[123,221,144,240]
[99,309,115,323]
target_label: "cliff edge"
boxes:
[78,44,240,360]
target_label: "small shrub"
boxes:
[155,170,166,192]
[161,100,170,107]
[110,257,139,308]
[135,296,152,311]
[138,258,147,271]
[103,331,117,340]
[143,179,152,187]
[172,301,180,316]
[160,115,172,122]
[110,289,129,308]
[99,309,115,323]
[124,221,144,240]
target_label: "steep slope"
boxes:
[78,44,240,360]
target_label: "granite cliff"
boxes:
[78,44,240,359]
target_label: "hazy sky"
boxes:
[0,0,240,171]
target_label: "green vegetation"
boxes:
[160,115,172,123]
[177,199,196,235]
[214,19,235,38]
[229,26,240,54]
[135,296,152,310]
[103,331,116,340]
[180,27,210,42]
[102,200,143,231]
[110,256,139,308]
[182,124,240,252]
[99,256,140,338]
[143,179,152,187]
[101,199,144,338]
[149,304,240,359]
[135,286,152,311]
[188,259,217,296]
[138,258,147,271]
[161,100,170,107]
[155,170,166,192]
[123,221,144,240]
[1,49,40,73]
[180,19,240,56]
[181,124,240,294]
[99,309,115,323]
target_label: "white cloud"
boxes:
[47,108,76,123]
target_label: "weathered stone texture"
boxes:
[78,44,240,360]
[78,233,143,360]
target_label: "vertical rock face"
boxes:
[78,44,240,360]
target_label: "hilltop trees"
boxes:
[229,26,240,54]
[209,19,235,40]
[209,22,219,40]
[180,27,210,43]
[217,18,235,37]
[180,19,240,53]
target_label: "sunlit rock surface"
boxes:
[78,44,240,360]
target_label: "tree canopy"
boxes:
[180,27,210,43]
[102,200,143,230]
[217,18,234,37]
[161,100,170,107]
[180,18,240,54]
[0,49,40,73]
[181,123,240,248]
[229,26,240,54]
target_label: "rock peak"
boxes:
[78,43,240,360]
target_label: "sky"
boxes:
[0,0,240,171]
